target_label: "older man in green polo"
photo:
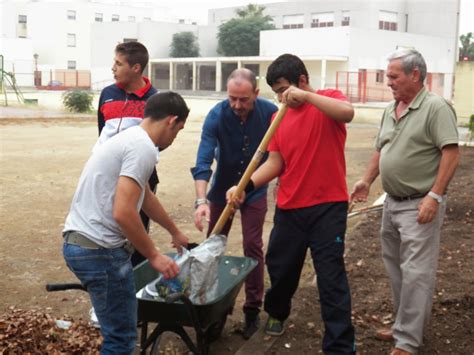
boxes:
[350,49,459,355]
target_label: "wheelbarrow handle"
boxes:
[46,283,86,292]
[211,104,288,236]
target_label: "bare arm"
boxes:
[141,185,188,250]
[417,144,460,224]
[350,151,380,203]
[282,86,354,123]
[430,144,460,196]
[113,177,179,278]
[226,151,284,204]
[194,180,210,232]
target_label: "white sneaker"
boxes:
[89,307,101,328]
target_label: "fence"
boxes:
[336,70,445,103]
[1,69,91,90]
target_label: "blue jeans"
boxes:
[63,243,137,355]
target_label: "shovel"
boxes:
[210,104,288,236]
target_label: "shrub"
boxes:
[62,90,93,113]
[469,114,474,134]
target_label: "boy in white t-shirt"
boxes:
[63,91,190,354]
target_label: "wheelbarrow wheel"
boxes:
[207,314,227,342]
[149,334,162,355]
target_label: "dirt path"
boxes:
[2,116,470,354]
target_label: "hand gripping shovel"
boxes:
[156,104,288,304]
[210,104,288,236]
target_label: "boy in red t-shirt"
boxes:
[227,54,356,354]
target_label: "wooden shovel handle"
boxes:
[211,104,288,236]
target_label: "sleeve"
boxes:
[429,101,459,148]
[324,89,349,102]
[120,142,154,190]
[190,108,219,181]
[97,91,105,136]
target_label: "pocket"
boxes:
[74,270,108,313]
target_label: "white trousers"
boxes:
[381,195,447,354]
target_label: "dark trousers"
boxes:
[131,168,159,267]
[207,196,267,314]
[264,202,355,354]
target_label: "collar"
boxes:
[116,77,151,98]
[390,86,427,121]
[407,86,428,110]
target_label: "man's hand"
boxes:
[149,252,180,279]
[226,186,245,210]
[350,180,371,203]
[171,231,189,253]
[417,196,439,224]
[194,204,210,232]
[282,86,307,108]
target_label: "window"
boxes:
[179,19,185,24]
[67,10,76,20]
[128,16,135,22]
[311,12,334,28]
[379,11,397,31]
[282,14,304,29]
[95,13,103,22]
[376,70,384,84]
[112,14,119,21]
[17,15,27,38]
[144,17,152,21]
[67,60,77,70]
[341,11,350,26]
[67,33,76,47]
[123,38,138,43]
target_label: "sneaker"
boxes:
[242,314,260,339]
[89,307,101,329]
[264,316,285,336]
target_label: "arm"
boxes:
[113,177,179,278]
[417,144,460,224]
[141,185,188,251]
[283,86,354,123]
[226,151,284,204]
[191,111,218,231]
[350,151,380,203]
[97,92,105,135]
[194,180,210,232]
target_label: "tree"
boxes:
[217,4,275,56]
[170,32,199,58]
[459,32,474,61]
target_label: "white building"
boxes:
[0,0,174,86]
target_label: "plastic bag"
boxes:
[141,234,227,304]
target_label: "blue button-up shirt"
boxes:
[191,97,278,204]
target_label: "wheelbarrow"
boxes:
[46,254,256,354]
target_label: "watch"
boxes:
[194,198,209,209]
[427,191,443,204]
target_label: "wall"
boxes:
[453,61,474,124]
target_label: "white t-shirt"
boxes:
[64,126,158,248]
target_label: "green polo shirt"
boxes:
[375,87,458,197]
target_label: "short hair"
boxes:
[115,41,149,74]
[144,92,190,123]
[266,53,309,87]
[227,68,257,90]
[387,48,427,83]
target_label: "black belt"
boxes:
[388,193,426,202]
[63,231,102,249]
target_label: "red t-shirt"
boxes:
[268,89,349,209]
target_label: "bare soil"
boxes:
[0,115,472,354]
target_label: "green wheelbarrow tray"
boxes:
[135,253,257,355]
